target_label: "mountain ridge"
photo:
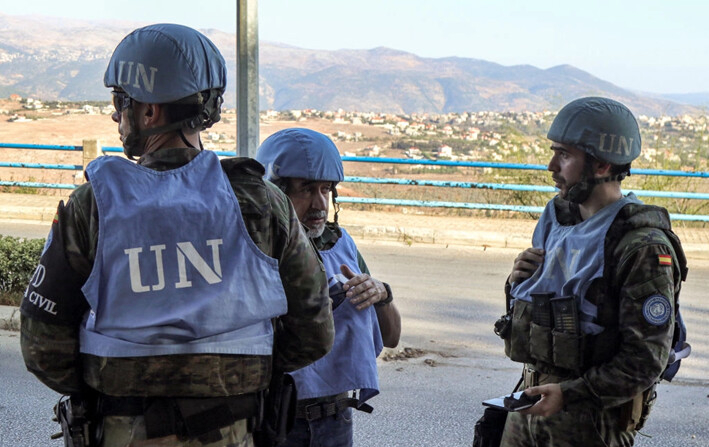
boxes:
[0,13,702,116]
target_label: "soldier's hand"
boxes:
[341,264,387,311]
[518,384,563,417]
[509,247,545,286]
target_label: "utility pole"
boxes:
[236,0,259,157]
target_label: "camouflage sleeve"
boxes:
[270,188,334,372]
[561,229,676,410]
[356,248,370,275]
[20,317,82,394]
[20,192,93,394]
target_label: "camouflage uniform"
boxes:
[20,147,335,446]
[500,197,686,447]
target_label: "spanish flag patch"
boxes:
[658,254,672,266]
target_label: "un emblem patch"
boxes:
[643,295,672,326]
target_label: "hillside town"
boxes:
[2,95,708,172]
[263,108,709,171]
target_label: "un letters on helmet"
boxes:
[104,24,227,104]
[547,97,641,165]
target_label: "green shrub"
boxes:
[0,235,45,306]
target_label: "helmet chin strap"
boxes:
[332,185,340,225]
[123,113,202,160]
[122,107,143,160]
[566,173,627,204]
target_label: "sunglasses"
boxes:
[111,91,132,113]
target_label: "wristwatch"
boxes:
[376,282,393,306]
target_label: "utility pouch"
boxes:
[505,300,534,363]
[253,372,297,447]
[619,384,657,432]
[529,323,553,364]
[472,376,522,447]
[551,330,583,371]
[528,293,554,364]
[494,312,512,339]
[472,406,507,447]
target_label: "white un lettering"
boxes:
[598,133,633,156]
[124,239,224,293]
[541,246,581,282]
[116,60,158,93]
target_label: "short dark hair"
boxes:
[585,152,631,181]
[610,163,631,177]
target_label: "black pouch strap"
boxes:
[296,396,373,421]
[144,398,182,439]
[96,395,144,416]
[98,393,259,440]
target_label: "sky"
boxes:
[2,0,708,94]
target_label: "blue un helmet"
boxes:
[256,128,345,220]
[104,23,227,158]
[256,128,344,185]
[547,97,641,203]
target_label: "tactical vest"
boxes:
[289,227,383,403]
[505,197,687,379]
[510,194,639,335]
[80,150,288,357]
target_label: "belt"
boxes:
[295,393,373,421]
[522,365,571,388]
[97,393,259,439]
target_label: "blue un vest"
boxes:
[290,228,383,403]
[80,151,288,357]
[510,194,641,334]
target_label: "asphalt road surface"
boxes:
[1,228,707,446]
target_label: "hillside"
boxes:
[0,13,700,116]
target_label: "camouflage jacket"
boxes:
[504,196,686,411]
[20,147,334,397]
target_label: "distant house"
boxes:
[435,145,453,158]
[405,147,423,159]
[362,145,381,157]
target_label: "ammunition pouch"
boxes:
[505,295,587,374]
[619,384,657,432]
[252,372,297,447]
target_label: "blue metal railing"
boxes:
[2,143,709,221]
[345,177,709,200]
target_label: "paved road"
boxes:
[0,220,51,240]
[1,237,708,446]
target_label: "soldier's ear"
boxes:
[142,103,164,127]
[594,161,612,177]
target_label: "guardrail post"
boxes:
[81,139,101,184]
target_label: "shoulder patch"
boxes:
[643,294,672,326]
[658,254,672,266]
